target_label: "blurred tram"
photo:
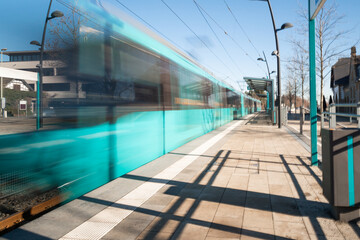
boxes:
[0,0,261,201]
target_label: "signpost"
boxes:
[19,100,27,117]
[310,0,327,20]
[1,97,5,118]
[309,0,327,166]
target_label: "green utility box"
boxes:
[321,128,360,222]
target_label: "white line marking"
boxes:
[59,118,248,240]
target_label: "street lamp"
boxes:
[255,0,293,128]
[30,0,63,129]
[257,51,271,79]
[1,48,7,118]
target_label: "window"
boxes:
[13,84,21,91]
[43,68,54,76]
[23,55,32,61]
[12,55,22,61]
[43,83,70,91]
[56,68,68,76]
[31,55,40,61]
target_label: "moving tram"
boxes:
[0,0,261,201]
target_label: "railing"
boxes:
[322,103,360,129]
[299,106,347,134]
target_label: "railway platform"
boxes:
[2,112,360,240]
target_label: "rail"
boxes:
[322,102,360,129]
[299,106,347,133]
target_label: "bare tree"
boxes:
[293,0,358,116]
[315,2,354,115]
[45,1,88,102]
[284,77,294,113]
[293,49,309,133]
[46,0,83,50]
[287,64,302,114]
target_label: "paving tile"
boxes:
[271,197,302,222]
[190,200,219,222]
[335,221,360,240]
[144,214,182,233]
[171,220,210,240]
[274,221,310,240]
[205,237,239,240]
[207,216,242,238]
[269,184,293,198]
[226,175,249,190]
[221,188,247,206]
[136,230,174,240]
[199,186,225,202]
[162,197,196,217]
[240,227,275,240]
[102,218,151,240]
[215,203,244,219]
[245,196,271,211]
[242,209,273,229]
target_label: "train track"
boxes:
[0,193,63,234]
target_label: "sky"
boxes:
[1,0,360,101]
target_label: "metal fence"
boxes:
[322,103,360,129]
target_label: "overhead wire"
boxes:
[193,0,243,77]
[113,0,189,54]
[194,1,268,76]
[223,0,262,58]
[160,0,238,78]
[58,0,242,90]
[113,0,236,81]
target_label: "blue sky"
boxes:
[1,0,359,100]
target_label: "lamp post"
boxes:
[257,51,271,79]
[255,0,293,128]
[269,70,276,78]
[30,0,63,129]
[1,48,7,118]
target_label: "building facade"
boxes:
[331,47,360,113]
[1,50,84,102]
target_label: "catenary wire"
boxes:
[195,1,267,76]
[160,0,238,77]
[193,0,243,76]
[223,0,262,58]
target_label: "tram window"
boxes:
[43,83,70,91]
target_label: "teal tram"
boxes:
[0,0,261,202]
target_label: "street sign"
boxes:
[310,0,327,20]
[19,100,27,110]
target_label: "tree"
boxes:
[286,63,302,113]
[46,1,88,103]
[284,77,294,113]
[293,1,358,115]
[288,46,308,107]
[287,36,309,133]
[46,0,83,50]
[315,2,355,116]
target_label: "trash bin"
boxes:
[321,128,360,221]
